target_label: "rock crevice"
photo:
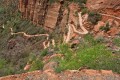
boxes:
[18,0,66,30]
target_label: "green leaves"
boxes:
[55,35,120,73]
[88,11,102,25]
[29,59,44,71]
[0,58,6,69]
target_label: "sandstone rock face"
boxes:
[44,3,60,29]
[19,0,50,26]
[18,0,82,31]
[107,27,120,36]
[94,20,120,39]
[86,0,120,23]
[86,0,120,10]
[43,61,58,71]
[68,3,80,24]
[0,69,120,80]
[18,0,64,30]
[94,21,105,32]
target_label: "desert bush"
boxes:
[0,66,15,76]
[84,34,98,45]
[88,11,102,25]
[40,48,49,57]
[69,0,87,4]
[81,8,88,15]
[100,22,111,32]
[49,0,59,4]
[0,8,5,14]
[55,34,120,73]
[29,59,44,71]
[0,58,6,69]
[0,0,46,76]
[113,37,120,47]
[27,53,44,72]
[0,59,16,77]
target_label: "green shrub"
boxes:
[0,0,46,77]
[81,8,88,15]
[40,48,49,57]
[55,66,65,73]
[100,22,111,32]
[55,35,120,73]
[56,44,118,73]
[76,45,112,69]
[91,56,120,73]
[58,44,70,54]
[0,58,6,69]
[28,53,44,72]
[69,0,87,4]
[95,36,105,43]
[0,8,5,14]
[49,0,59,4]
[29,59,44,71]
[84,34,98,46]
[113,37,120,47]
[0,59,16,77]
[0,66,15,76]
[88,11,102,25]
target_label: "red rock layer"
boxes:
[0,69,120,80]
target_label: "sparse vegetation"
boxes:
[40,48,49,57]
[29,59,44,71]
[69,0,87,4]
[26,53,44,72]
[54,35,120,73]
[113,37,120,47]
[100,22,111,32]
[88,11,102,24]
[0,58,17,76]
[0,58,6,69]
[81,8,88,15]
[49,0,59,4]
[0,0,46,76]
[0,0,120,78]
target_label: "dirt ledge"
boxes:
[0,69,120,80]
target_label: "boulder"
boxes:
[107,27,119,36]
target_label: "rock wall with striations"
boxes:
[18,0,65,30]
[19,0,49,26]
[86,0,120,22]
[18,0,80,31]
[86,0,120,10]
